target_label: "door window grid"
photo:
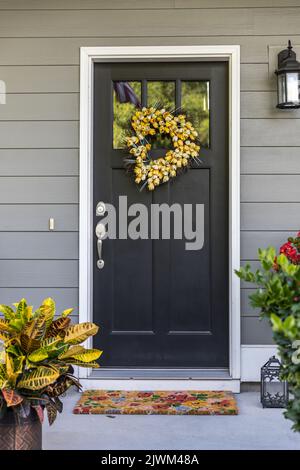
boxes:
[113,79,210,149]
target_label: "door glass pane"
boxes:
[147,81,175,109]
[147,81,175,148]
[181,81,210,147]
[113,81,141,149]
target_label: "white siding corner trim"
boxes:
[79,46,241,388]
[241,345,278,382]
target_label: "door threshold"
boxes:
[80,369,241,393]
[88,368,231,380]
[79,376,240,393]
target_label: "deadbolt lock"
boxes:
[96,201,106,216]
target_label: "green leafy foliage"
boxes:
[0,297,102,425]
[236,236,300,431]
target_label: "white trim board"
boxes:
[241,345,278,382]
[79,45,241,385]
[80,379,241,393]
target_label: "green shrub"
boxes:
[236,233,300,431]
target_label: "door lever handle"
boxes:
[95,222,106,269]
[97,239,104,269]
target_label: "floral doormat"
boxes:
[73,390,238,415]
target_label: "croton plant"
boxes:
[0,298,101,424]
[236,232,300,431]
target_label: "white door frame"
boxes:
[79,45,241,388]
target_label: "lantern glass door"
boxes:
[265,378,284,396]
[286,72,300,104]
[277,72,300,108]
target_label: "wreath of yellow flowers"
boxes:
[125,106,201,191]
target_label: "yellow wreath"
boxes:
[125,106,201,191]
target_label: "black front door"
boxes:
[93,61,229,370]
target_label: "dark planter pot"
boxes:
[0,408,42,450]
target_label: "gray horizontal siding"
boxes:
[0,94,78,120]
[0,205,78,231]
[241,147,300,174]
[0,66,79,93]
[241,120,300,146]
[0,287,78,314]
[0,0,174,9]
[241,288,259,317]
[0,0,298,8]
[241,231,294,260]
[3,92,298,120]
[0,122,78,148]
[175,1,300,7]
[0,149,78,176]
[0,64,272,94]
[241,175,300,202]
[0,2,299,347]
[241,64,274,92]
[242,317,274,344]
[0,260,78,287]
[1,9,300,38]
[0,36,298,65]
[241,203,300,230]
[0,177,78,203]
[0,232,78,259]
[241,92,300,119]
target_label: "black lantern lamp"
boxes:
[261,356,289,408]
[275,40,300,109]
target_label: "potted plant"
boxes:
[0,297,102,450]
[236,232,300,431]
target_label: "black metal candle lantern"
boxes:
[275,40,300,109]
[261,356,289,408]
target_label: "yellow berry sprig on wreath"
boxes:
[124,106,201,191]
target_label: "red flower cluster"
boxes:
[279,231,300,264]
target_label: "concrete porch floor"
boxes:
[43,391,300,450]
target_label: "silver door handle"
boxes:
[95,222,106,269]
[97,239,104,269]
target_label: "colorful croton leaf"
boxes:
[63,322,99,345]
[0,297,102,425]
[2,388,23,407]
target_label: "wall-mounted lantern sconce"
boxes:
[275,40,300,109]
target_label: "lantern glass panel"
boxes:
[286,72,300,104]
[265,377,284,396]
[277,72,300,108]
[277,73,286,105]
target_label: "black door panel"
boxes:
[93,62,229,368]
